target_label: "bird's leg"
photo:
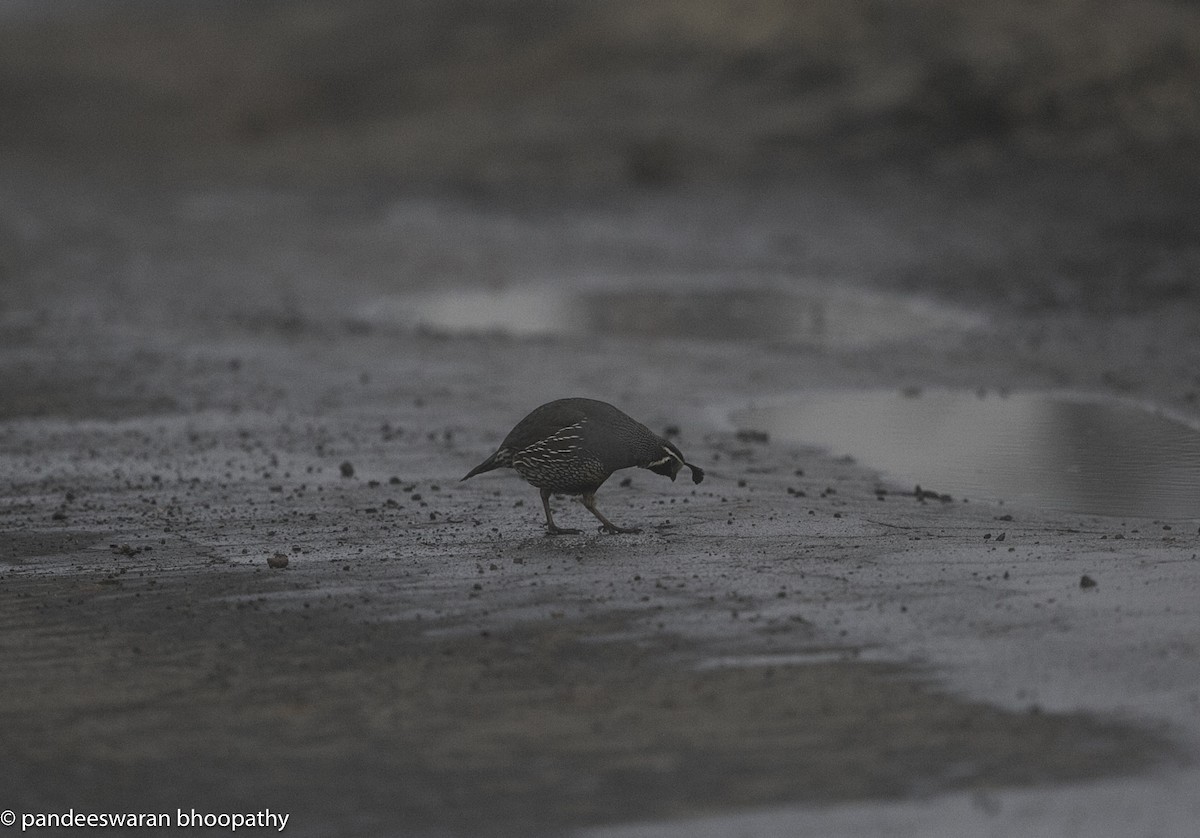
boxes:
[541,488,581,536]
[581,493,642,534]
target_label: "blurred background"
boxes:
[1,0,1198,317]
[4,0,1199,185]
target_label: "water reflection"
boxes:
[737,390,1200,519]
[360,285,982,348]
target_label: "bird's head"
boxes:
[646,439,705,484]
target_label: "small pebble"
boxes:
[268,553,289,569]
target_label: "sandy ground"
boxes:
[3,2,1200,835]
[2,157,1199,837]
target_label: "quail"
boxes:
[462,397,705,535]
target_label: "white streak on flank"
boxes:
[545,420,585,442]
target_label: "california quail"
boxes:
[462,397,705,535]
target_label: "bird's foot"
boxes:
[545,525,582,536]
[600,524,642,535]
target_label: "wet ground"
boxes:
[3,1,1200,835]
[3,167,1200,836]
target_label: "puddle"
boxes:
[737,390,1200,519]
[359,284,983,348]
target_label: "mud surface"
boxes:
[3,244,1198,834]
[3,2,1200,836]
[0,574,1167,836]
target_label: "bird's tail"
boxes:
[461,448,510,481]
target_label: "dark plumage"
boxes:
[462,397,704,535]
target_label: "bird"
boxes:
[462,397,705,535]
